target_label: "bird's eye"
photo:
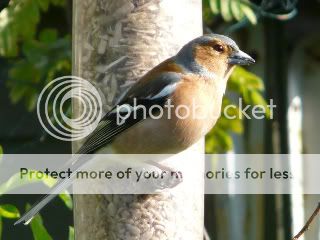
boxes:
[213,44,224,53]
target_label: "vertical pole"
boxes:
[72,0,203,239]
[264,19,291,240]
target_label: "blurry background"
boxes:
[0,0,319,239]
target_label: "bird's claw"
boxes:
[151,167,183,190]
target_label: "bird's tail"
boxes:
[14,154,90,225]
[14,173,74,225]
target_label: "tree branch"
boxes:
[292,202,320,240]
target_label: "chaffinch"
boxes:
[15,34,254,225]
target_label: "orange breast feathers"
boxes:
[168,74,223,146]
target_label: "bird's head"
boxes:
[176,34,255,80]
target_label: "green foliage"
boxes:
[68,226,74,240]
[0,170,72,209]
[0,204,19,239]
[206,66,266,153]
[0,168,72,239]
[0,204,20,219]
[0,2,71,238]
[205,0,257,24]
[0,215,2,240]
[228,66,264,92]
[0,146,21,239]
[229,67,270,117]
[0,171,43,195]
[59,193,73,210]
[0,1,70,111]
[7,28,71,111]
[0,0,65,57]
[27,204,53,240]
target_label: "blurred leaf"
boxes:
[7,30,71,110]
[8,60,41,107]
[230,0,244,21]
[0,204,20,219]
[27,204,53,240]
[229,118,243,133]
[50,0,66,6]
[68,226,74,240]
[26,91,38,111]
[59,194,73,210]
[22,41,48,65]
[245,76,264,91]
[209,0,220,14]
[0,0,40,56]
[203,0,216,22]
[0,170,72,210]
[221,0,233,21]
[1,1,71,115]
[248,90,270,118]
[219,117,243,134]
[0,172,40,195]
[35,0,50,11]
[0,0,66,57]
[205,0,257,25]
[0,215,2,240]
[229,66,264,93]
[206,126,233,153]
[221,98,237,117]
[242,88,251,103]
[241,4,258,24]
[39,29,58,44]
[8,60,40,81]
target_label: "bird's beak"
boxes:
[228,50,255,65]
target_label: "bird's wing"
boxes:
[76,55,186,155]
[77,71,181,154]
